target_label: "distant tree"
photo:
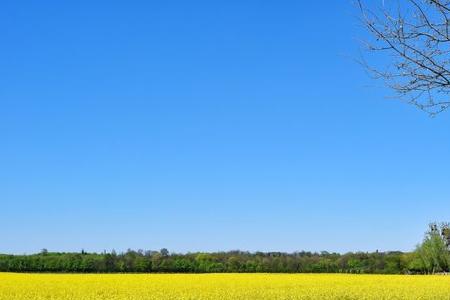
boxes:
[0,249,422,274]
[160,248,169,257]
[227,256,241,272]
[440,222,450,247]
[134,255,150,272]
[415,223,450,273]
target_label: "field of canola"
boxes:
[1,273,450,300]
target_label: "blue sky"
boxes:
[1,1,450,254]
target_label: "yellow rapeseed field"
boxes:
[1,273,450,300]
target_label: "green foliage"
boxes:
[414,223,450,274]
[0,250,416,274]
[1,223,447,274]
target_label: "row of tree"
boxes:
[0,250,413,274]
[1,223,448,274]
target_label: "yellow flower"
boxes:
[1,273,450,300]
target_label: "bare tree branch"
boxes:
[358,0,450,115]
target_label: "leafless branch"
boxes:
[358,0,450,115]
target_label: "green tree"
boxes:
[416,223,450,274]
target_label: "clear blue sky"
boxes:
[1,1,450,254]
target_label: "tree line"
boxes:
[1,223,448,274]
[0,250,414,274]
